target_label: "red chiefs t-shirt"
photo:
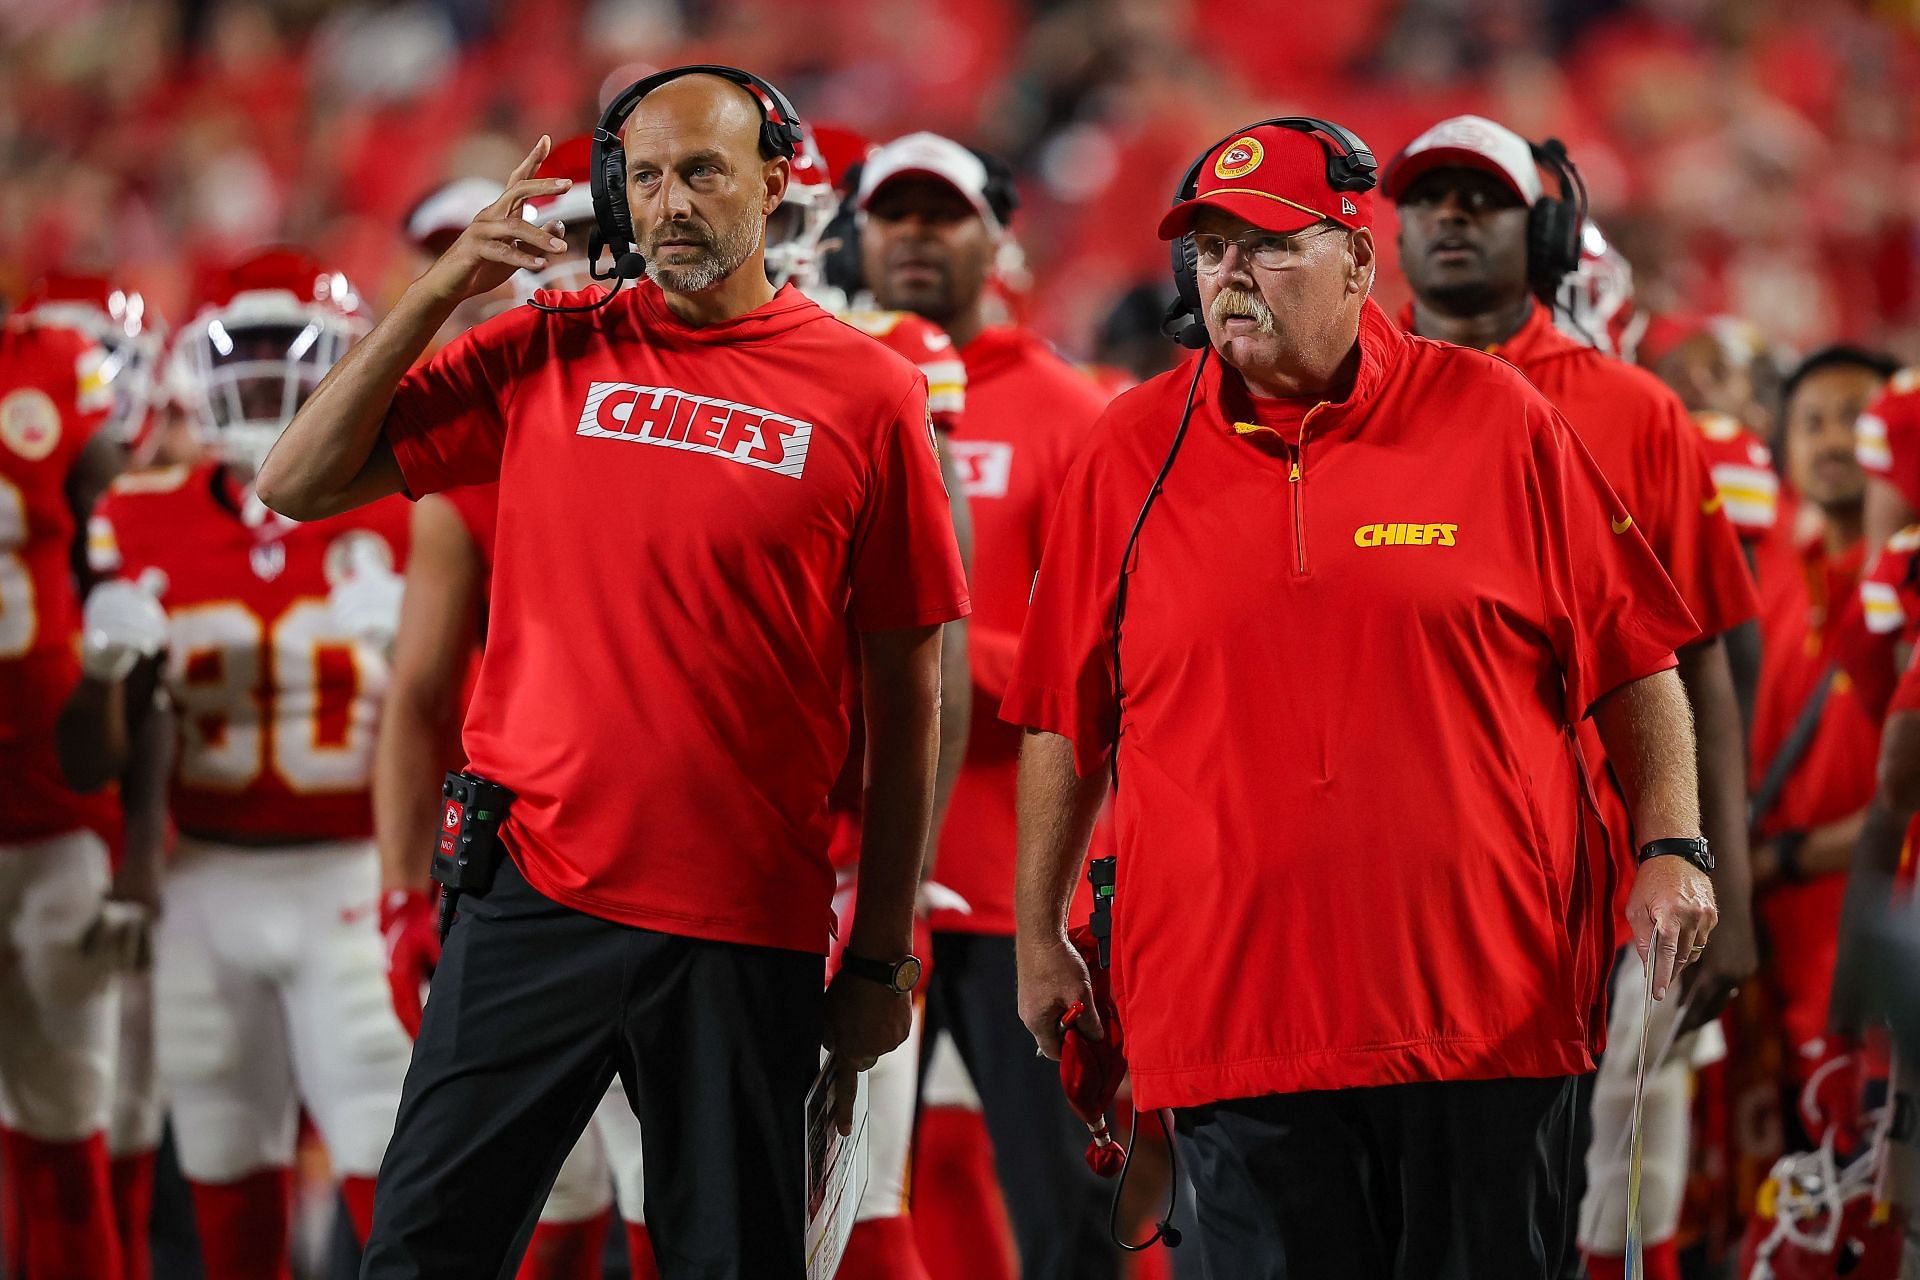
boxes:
[439,483,500,577]
[384,281,971,954]
[0,321,116,844]
[931,326,1111,935]
[1480,303,1758,936]
[1002,301,1698,1108]
[1855,369,1920,509]
[92,464,411,843]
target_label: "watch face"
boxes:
[894,955,923,993]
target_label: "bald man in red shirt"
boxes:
[257,71,969,1279]
[1010,118,1718,1277]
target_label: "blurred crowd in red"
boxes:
[2,0,1917,363]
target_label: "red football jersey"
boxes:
[1854,368,1920,509]
[836,310,967,436]
[1693,411,1779,545]
[0,320,117,844]
[91,463,410,843]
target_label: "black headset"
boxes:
[1161,117,1378,351]
[586,63,804,285]
[1526,137,1588,304]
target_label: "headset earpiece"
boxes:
[586,63,803,283]
[1526,138,1587,305]
[1163,237,1208,350]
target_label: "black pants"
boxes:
[1176,1076,1578,1280]
[922,931,1121,1280]
[361,857,822,1280]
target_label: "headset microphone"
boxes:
[526,233,645,316]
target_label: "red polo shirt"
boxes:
[930,326,1112,935]
[385,281,970,954]
[1474,303,1758,935]
[1003,300,1698,1108]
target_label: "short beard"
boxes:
[1207,285,1276,334]
[645,214,764,295]
[1416,277,1504,318]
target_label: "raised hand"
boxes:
[416,136,574,307]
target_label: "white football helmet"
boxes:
[166,247,369,476]
[763,123,839,293]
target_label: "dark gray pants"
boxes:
[361,856,822,1280]
[1176,1076,1579,1280]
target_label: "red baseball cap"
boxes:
[1157,124,1374,240]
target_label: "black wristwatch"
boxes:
[1637,836,1715,875]
[840,952,923,996]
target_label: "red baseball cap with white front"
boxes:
[1382,115,1543,205]
[1156,123,1375,240]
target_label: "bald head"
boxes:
[621,74,790,295]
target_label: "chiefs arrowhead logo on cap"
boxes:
[1214,136,1264,180]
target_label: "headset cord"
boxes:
[1107,1102,1184,1251]
[1108,346,1210,793]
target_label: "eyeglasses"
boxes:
[1191,224,1342,272]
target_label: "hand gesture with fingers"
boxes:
[419,136,575,307]
[1626,853,1719,1002]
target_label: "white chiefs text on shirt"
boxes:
[576,381,814,479]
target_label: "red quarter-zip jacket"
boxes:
[1002,300,1698,1108]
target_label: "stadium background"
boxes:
[2,0,1917,371]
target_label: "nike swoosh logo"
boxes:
[1611,515,1635,535]
[924,332,950,351]
[1701,494,1725,515]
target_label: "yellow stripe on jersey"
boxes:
[1858,413,1892,473]
[75,346,113,414]
[1862,581,1907,635]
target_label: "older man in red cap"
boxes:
[1008,118,1721,1276]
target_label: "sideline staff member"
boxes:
[857,131,1120,1280]
[255,69,970,1277]
[1009,119,1720,1276]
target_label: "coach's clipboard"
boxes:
[805,1053,869,1280]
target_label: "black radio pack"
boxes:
[431,771,514,939]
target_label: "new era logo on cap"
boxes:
[1341,196,1358,216]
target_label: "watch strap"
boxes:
[1636,836,1715,875]
[841,951,913,994]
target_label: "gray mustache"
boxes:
[1209,288,1276,333]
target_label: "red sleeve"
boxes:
[968,624,1023,700]
[848,382,971,631]
[1531,406,1700,721]
[383,307,537,498]
[1857,377,1920,512]
[1889,652,1920,717]
[1635,394,1759,638]
[1000,441,1122,778]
